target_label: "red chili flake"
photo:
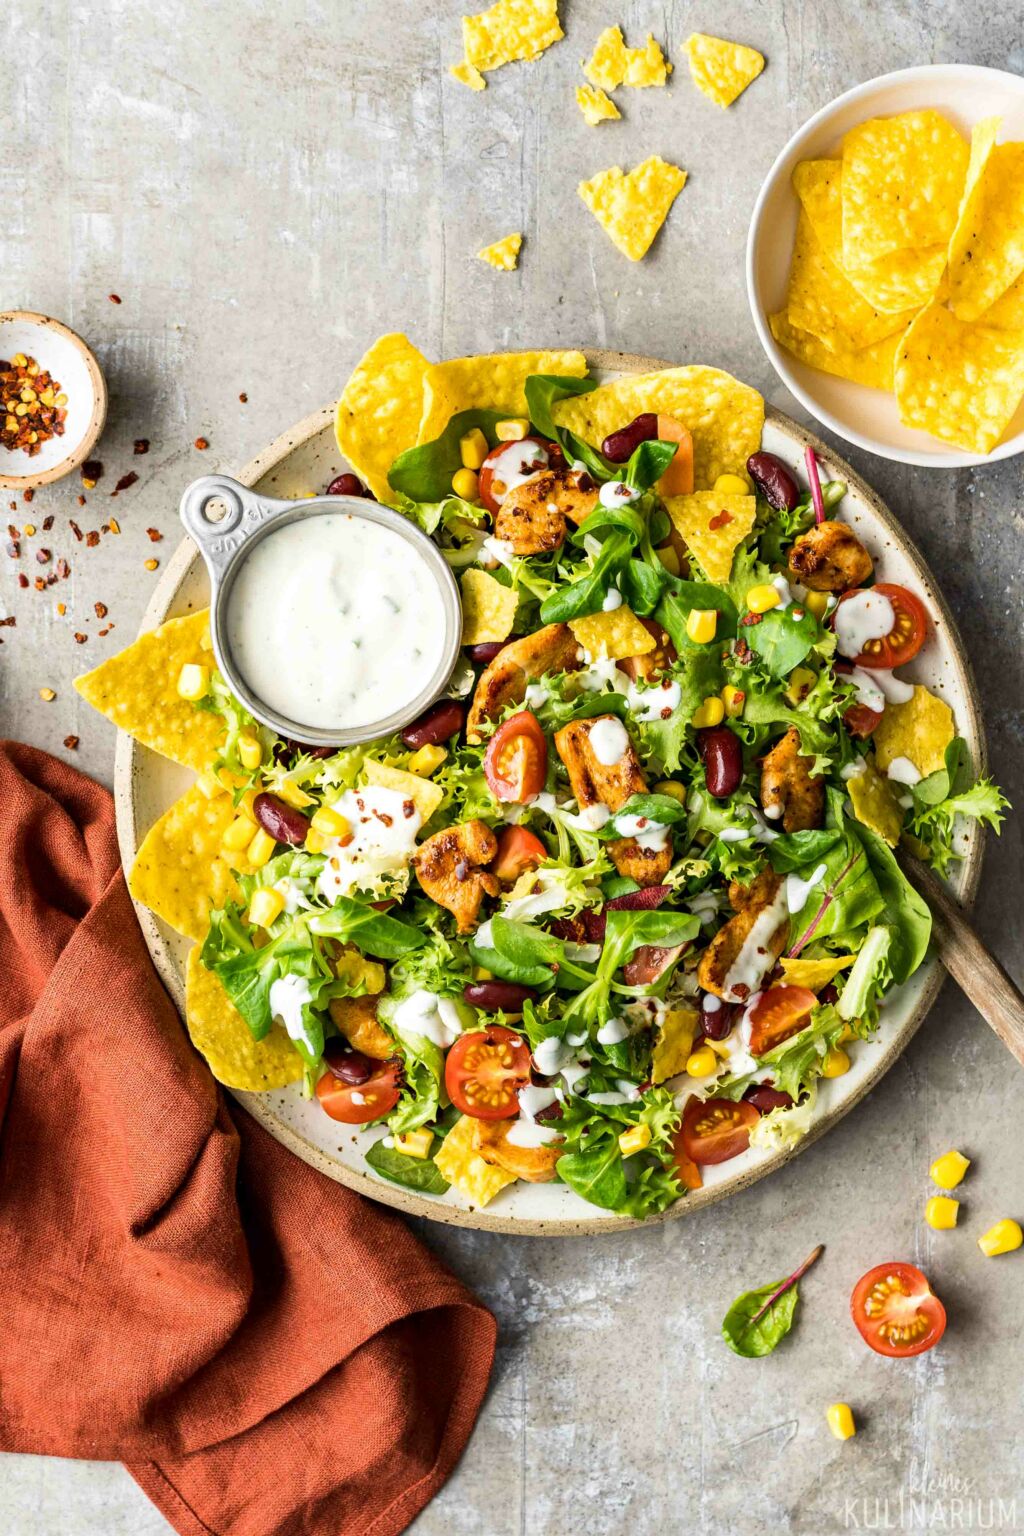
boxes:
[145,527,163,542]
[708,510,734,530]
[22,488,34,503]
[739,612,763,627]
[81,461,103,487]
[17,573,28,589]
[42,514,53,531]
[85,530,100,548]
[63,735,79,750]
[194,436,209,450]
[112,471,138,495]
[98,625,112,637]
[109,293,122,304]
[76,495,86,507]
[6,540,19,558]
[0,615,15,628]
[33,577,46,591]
[239,392,248,403]
[73,632,87,644]
[7,524,16,538]
[94,600,108,618]
[133,438,149,455]
[56,558,69,578]
[69,519,83,541]
[35,548,51,564]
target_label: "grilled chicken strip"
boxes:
[696,869,788,1003]
[554,715,672,887]
[760,726,825,833]
[467,623,582,740]
[473,1119,562,1182]
[412,819,500,933]
[494,465,599,556]
[787,520,873,593]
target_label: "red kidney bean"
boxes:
[401,698,465,749]
[464,980,537,1011]
[743,1083,794,1114]
[326,472,369,497]
[322,1040,375,1084]
[746,452,800,512]
[698,725,743,798]
[602,412,658,463]
[535,1099,564,1122]
[253,792,311,846]
[466,641,507,665]
[700,994,741,1041]
[819,982,840,1006]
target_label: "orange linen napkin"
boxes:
[0,741,495,1536]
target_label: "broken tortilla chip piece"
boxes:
[569,606,655,661]
[417,349,586,444]
[460,0,562,74]
[460,567,518,645]
[185,946,303,1091]
[948,119,1024,322]
[778,954,855,992]
[651,1005,699,1084]
[553,366,764,491]
[769,311,900,393]
[335,332,431,505]
[577,155,687,262]
[74,610,223,772]
[477,233,522,271]
[450,60,487,90]
[129,783,243,941]
[841,110,969,268]
[894,301,1024,455]
[683,32,764,109]
[576,84,621,126]
[872,686,955,779]
[848,758,905,848]
[582,25,671,90]
[361,760,444,825]
[434,1112,518,1206]
[665,491,756,582]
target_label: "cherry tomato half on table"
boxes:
[836,582,928,669]
[851,1262,947,1358]
[316,1058,402,1124]
[679,1096,760,1165]
[445,1026,533,1120]
[484,710,548,803]
[491,825,548,884]
[747,986,817,1056]
[477,436,558,515]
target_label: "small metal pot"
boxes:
[179,473,462,747]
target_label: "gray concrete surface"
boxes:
[3,2,1024,1533]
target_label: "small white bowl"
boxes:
[0,311,107,490]
[747,64,1024,468]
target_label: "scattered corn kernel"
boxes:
[237,731,263,770]
[692,695,725,729]
[618,1123,653,1157]
[452,466,480,501]
[655,542,681,575]
[978,1218,1023,1258]
[247,826,277,867]
[223,815,256,851]
[653,780,686,805]
[822,1045,851,1078]
[804,589,830,620]
[311,805,351,839]
[248,887,286,928]
[176,662,210,701]
[721,684,746,718]
[785,666,817,706]
[408,743,447,776]
[459,426,489,469]
[746,583,781,614]
[495,417,530,442]
[714,472,751,496]
[837,1023,857,1044]
[685,1047,719,1078]
[472,965,494,981]
[925,1196,959,1231]
[827,1403,856,1441]
[304,828,330,854]
[275,778,315,809]
[394,1129,435,1160]
[686,607,718,645]
[39,687,56,702]
[930,1149,970,1190]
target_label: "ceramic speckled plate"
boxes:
[114,349,985,1234]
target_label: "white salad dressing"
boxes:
[479,535,516,569]
[316,785,421,901]
[833,588,895,660]
[614,813,671,852]
[226,513,446,730]
[506,1121,562,1148]
[627,677,681,722]
[720,887,789,1002]
[841,759,867,781]
[771,575,793,608]
[483,440,551,505]
[518,1083,559,1119]
[268,974,313,1043]
[577,652,631,694]
[887,755,922,786]
[391,989,464,1050]
[588,716,630,766]
[597,480,641,509]
[602,586,624,612]
[596,1015,630,1045]
[874,669,915,704]
[848,667,886,715]
[785,862,827,915]
[532,1035,571,1076]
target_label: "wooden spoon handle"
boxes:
[901,854,1024,1067]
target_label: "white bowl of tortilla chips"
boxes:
[748,64,1024,467]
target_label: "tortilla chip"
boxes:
[362,759,444,824]
[435,1112,517,1205]
[417,349,587,444]
[582,25,671,90]
[578,156,687,263]
[786,210,918,354]
[74,610,223,772]
[460,568,518,645]
[334,333,431,505]
[450,60,487,90]
[894,301,1024,455]
[576,84,620,126]
[984,269,1024,331]
[461,0,562,73]
[848,757,905,848]
[665,490,756,582]
[843,244,948,316]
[948,121,1024,322]
[185,946,303,1091]
[334,947,387,996]
[569,606,655,661]
[778,954,855,991]
[477,233,522,271]
[129,784,244,941]
[651,1005,699,1084]
[842,110,968,267]
[553,366,764,490]
[872,686,955,779]
[769,310,900,392]
[683,32,764,109]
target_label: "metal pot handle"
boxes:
[178,474,292,582]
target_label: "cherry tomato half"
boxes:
[316,1058,402,1124]
[836,582,928,670]
[671,1127,704,1190]
[478,436,555,515]
[851,1262,947,1358]
[445,1025,533,1120]
[484,710,548,803]
[834,660,883,738]
[680,1095,760,1165]
[491,825,548,885]
[747,986,817,1056]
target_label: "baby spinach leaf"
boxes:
[569,503,646,546]
[721,1245,823,1358]
[556,1137,629,1211]
[366,1138,450,1195]
[309,898,428,959]
[524,373,597,438]
[623,439,677,492]
[767,828,842,873]
[387,409,505,502]
[655,579,738,654]
[618,555,670,616]
[746,606,820,679]
[540,530,634,623]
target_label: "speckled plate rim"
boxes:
[115,348,985,1235]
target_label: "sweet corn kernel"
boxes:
[248,887,286,928]
[656,543,681,575]
[686,607,718,645]
[714,472,752,496]
[495,417,530,442]
[247,827,277,867]
[275,778,315,809]
[685,1047,719,1078]
[618,1123,653,1157]
[459,426,489,469]
[452,467,480,501]
[408,743,447,776]
[692,695,725,729]
[653,780,686,806]
[39,687,56,702]
[223,815,255,851]
[196,770,224,799]
[785,666,817,706]
[977,1218,1023,1258]
[804,590,830,620]
[394,1129,435,1160]
[176,662,210,700]
[304,828,331,854]
[925,1196,959,1231]
[822,1045,851,1078]
[746,583,781,614]
[237,731,263,770]
[930,1149,970,1190]
[837,1023,857,1044]
[827,1403,856,1441]
[311,805,351,839]
[721,684,746,718]
[237,788,259,822]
